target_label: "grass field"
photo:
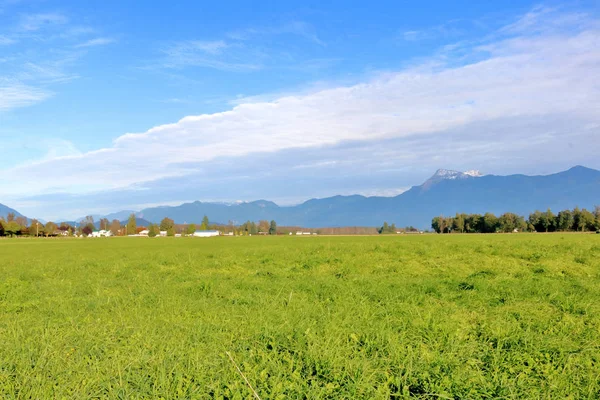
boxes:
[1,234,599,399]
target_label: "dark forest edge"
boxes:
[431,206,600,233]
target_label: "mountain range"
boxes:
[2,166,599,229]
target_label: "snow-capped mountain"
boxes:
[421,169,484,189]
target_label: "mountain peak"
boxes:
[422,168,483,189]
[464,170,483,177]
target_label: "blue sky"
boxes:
[0,0,599,220]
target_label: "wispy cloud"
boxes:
[74,37,116,48]
[401,30,423,41]
[158,39,262,71]
[177,40,228,54]
[0,10,116,111]
[399,18,484,43]
[0,35,16,45]
[152,20,326,73]
[228,21,325,46]
[0,83,50,110]
[19,12,68,31]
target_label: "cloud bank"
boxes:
[2,7,600,218]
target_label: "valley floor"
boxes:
[0,235,599,398]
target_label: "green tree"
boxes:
[269,220,277,235]
[148,224,159,237]
[465,214,483,233]
[379,222,390,234]
[431,216,442,233]
[186,223,196,235]
[483,213,498,233]
[29,219,42,237]
[540,209,555,232]
[126,214,137,235]
[160,217,175,232]
[453,213,465,233]
[200,215,209,230]
[575,208,595,232]
[528,210,543,232]
[498,213,526,232]
[556,210,574,231]
[4,221,21,237]
[44,221,58,237]
[378,222,398,234]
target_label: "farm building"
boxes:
[89,230,113,238]
[193,230,220,237]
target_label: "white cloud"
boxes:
[0,83,50,110]
[74,37,116,48]
[1,7,599,202]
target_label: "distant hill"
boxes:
[0,203,25,220]
[131,166,600,228]
[4,166,599,229]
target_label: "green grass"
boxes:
[0,234,599,399]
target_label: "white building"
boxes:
[89,230,113,238]
[159,231,167,237]
[138,229,149,236]
[193,230,220,237]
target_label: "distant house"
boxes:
[89,230,113,238]
[138,229,149,236]
[193,230,220,237]
[159,231,167,237]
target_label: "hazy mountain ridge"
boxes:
[119,166,600,228]
[0,203,25,221]
[2,166,599,228]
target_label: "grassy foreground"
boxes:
[0,235,599,399]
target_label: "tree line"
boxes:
[0,212,280,237]
[431,206,600,233]
[377,222,421,234]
